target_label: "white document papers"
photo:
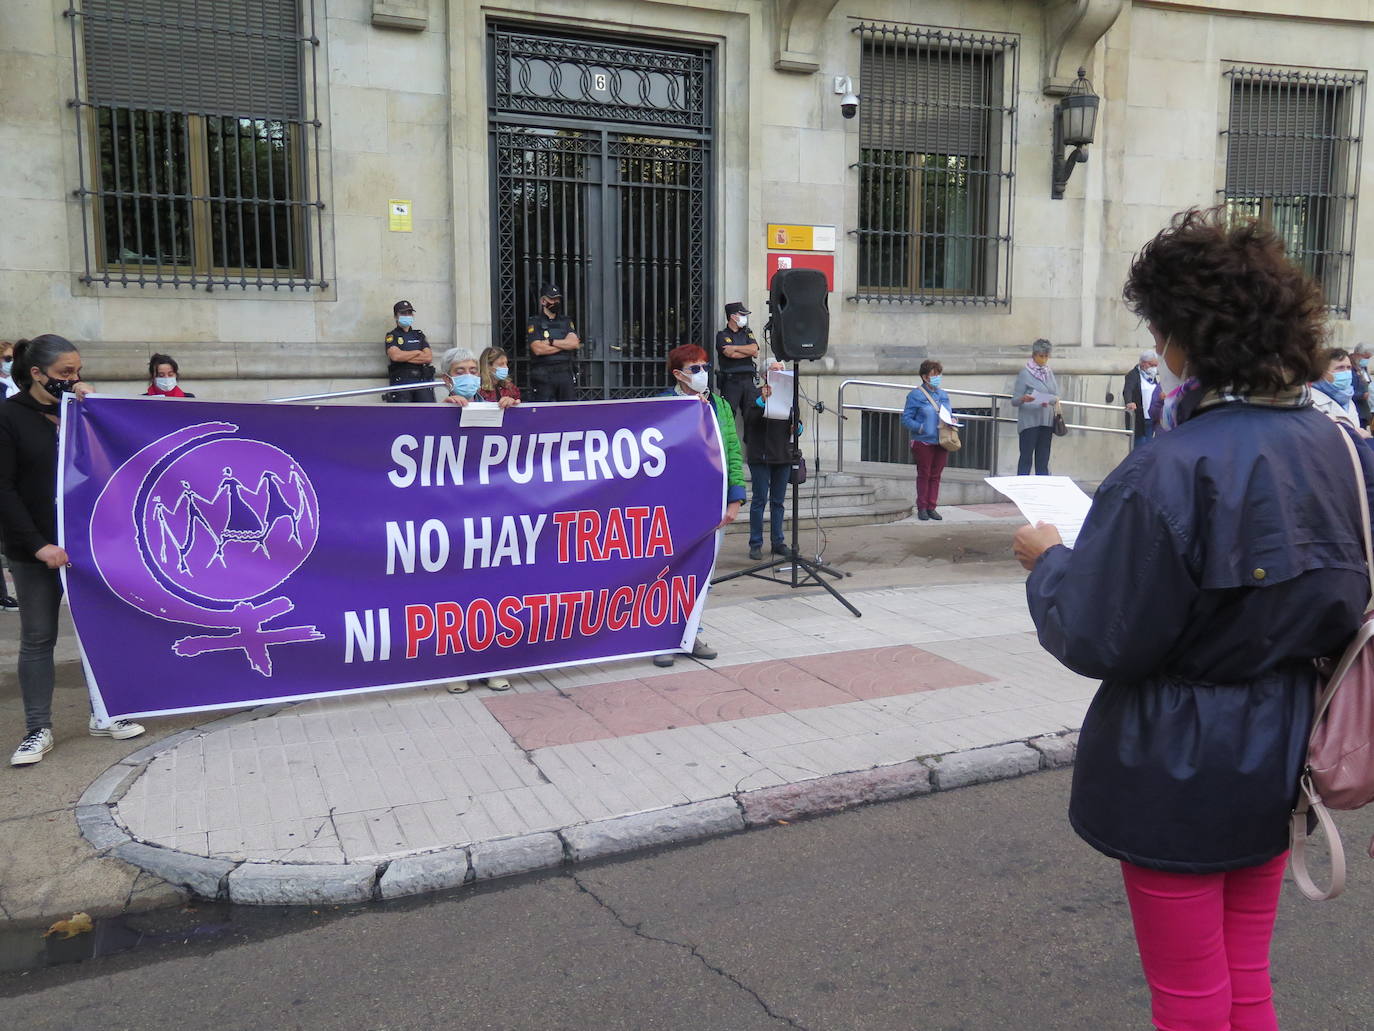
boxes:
[1030,390,1057,408]
[459,401,504,428]
[938,405,959,427]
[764,368,794,420]
[984,475,1093,548]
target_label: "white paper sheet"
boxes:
[459,401,504,428]
[984,475,1093,548]
[938,405,960,427]
[1030,390,1058,408]
[764,368,794,421]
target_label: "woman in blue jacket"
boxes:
[901,360,952,521]
[1013,209,1370,1031]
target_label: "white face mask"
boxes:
[155,376,177,391]
[1141,365,1157,381]
[682,369,709,394]
[1156,340,1185,396]
[736,315,748,329]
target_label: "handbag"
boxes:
[920,387,962,453]
[789,454,807,485]
[1290,425,1374,901]
[1052,401,1069,437]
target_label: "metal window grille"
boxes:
[65,0,327,291]
[1221,65,1365,317]
[852,22,1018,306]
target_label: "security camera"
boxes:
[834,76,859,120]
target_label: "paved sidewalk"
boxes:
[8,507,1083,918]
[86,505,1092,904]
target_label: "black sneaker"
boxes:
[917,510,930,521]
[771,543,792,556]
[0,595,17,611]
[927,509,943,521]
[748,545,763,560]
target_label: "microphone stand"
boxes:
[711,357,860,618]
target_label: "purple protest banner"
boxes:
[58,395,726,719]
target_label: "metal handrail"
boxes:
[837,377,1134,475]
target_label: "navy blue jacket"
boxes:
[1027,399,1374,872]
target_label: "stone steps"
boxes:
[724,471,913,532]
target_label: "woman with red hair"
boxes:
[653,344,746,667]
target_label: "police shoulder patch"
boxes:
[527,325,534,333]
[385,335,394,343]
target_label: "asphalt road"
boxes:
[3,768,1371,1031]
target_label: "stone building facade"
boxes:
[2,0,1372,479]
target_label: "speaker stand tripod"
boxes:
[711,361,861,618]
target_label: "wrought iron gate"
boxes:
[489,25,714,398]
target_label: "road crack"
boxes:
[570,873,808,1030]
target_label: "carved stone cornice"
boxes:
[1042,0,1126,94]
[772,0,843,74]
[372,0,428,31]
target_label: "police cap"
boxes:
[724,301,751,317]
[393,299,415,315]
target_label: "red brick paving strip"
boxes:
[485,646,992,751]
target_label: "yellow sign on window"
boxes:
[388,200,413,233]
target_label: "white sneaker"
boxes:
[447,681,471,694]
[11,728,53,766]
[485,676,512,691]
[88,716,146,740]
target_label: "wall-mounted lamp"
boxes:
[1051,68,1100,199]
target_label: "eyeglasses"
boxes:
[683,363,710,374]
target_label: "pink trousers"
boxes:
[1120,853,1288,1031]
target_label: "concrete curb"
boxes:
[78,729,1078,907]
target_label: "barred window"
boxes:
[1221,65,1365,317]
[853,23,1018,306]
[67,0,326,290]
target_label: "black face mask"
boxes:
[42,376,81,397]
[544,300,561,313]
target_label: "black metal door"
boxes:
[489,25,714,399]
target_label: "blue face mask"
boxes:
[928,375,942,389]
[1362,358,1370,369]
[1,359,11,376]
[451,374,480,398]
[397,315,414,329]
[493,366,509,381]
[1333,369,1354,392]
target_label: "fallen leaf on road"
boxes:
[43,913,94,939]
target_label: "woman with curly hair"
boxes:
[1011,208,1369,1031]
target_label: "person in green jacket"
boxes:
[654,344,745,667]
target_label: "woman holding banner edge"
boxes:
[653,344,745,668]
[1,335,146,767]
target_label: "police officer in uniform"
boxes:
[384,300,435,403]
[715,301,759,424]
[524,283,580,403]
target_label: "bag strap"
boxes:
[1336,425,1374,610]
[1290,773,1347,901]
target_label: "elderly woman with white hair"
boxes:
[435,344,513,693]
[437,347,481,407]
[1122,348,1160,445]
[1010,338,1061,475]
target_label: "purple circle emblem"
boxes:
[138,437,319,604]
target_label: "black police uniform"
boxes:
[385,325,435,403]
[715,325,759,421]
[525,312,578,403]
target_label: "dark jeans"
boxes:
[11,561,63,733]
[749,462,790,548]
[1018,426,1054,476]
[526,364,576,403]
[910,441,949,510]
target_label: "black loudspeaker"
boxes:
[768,268,829,361]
